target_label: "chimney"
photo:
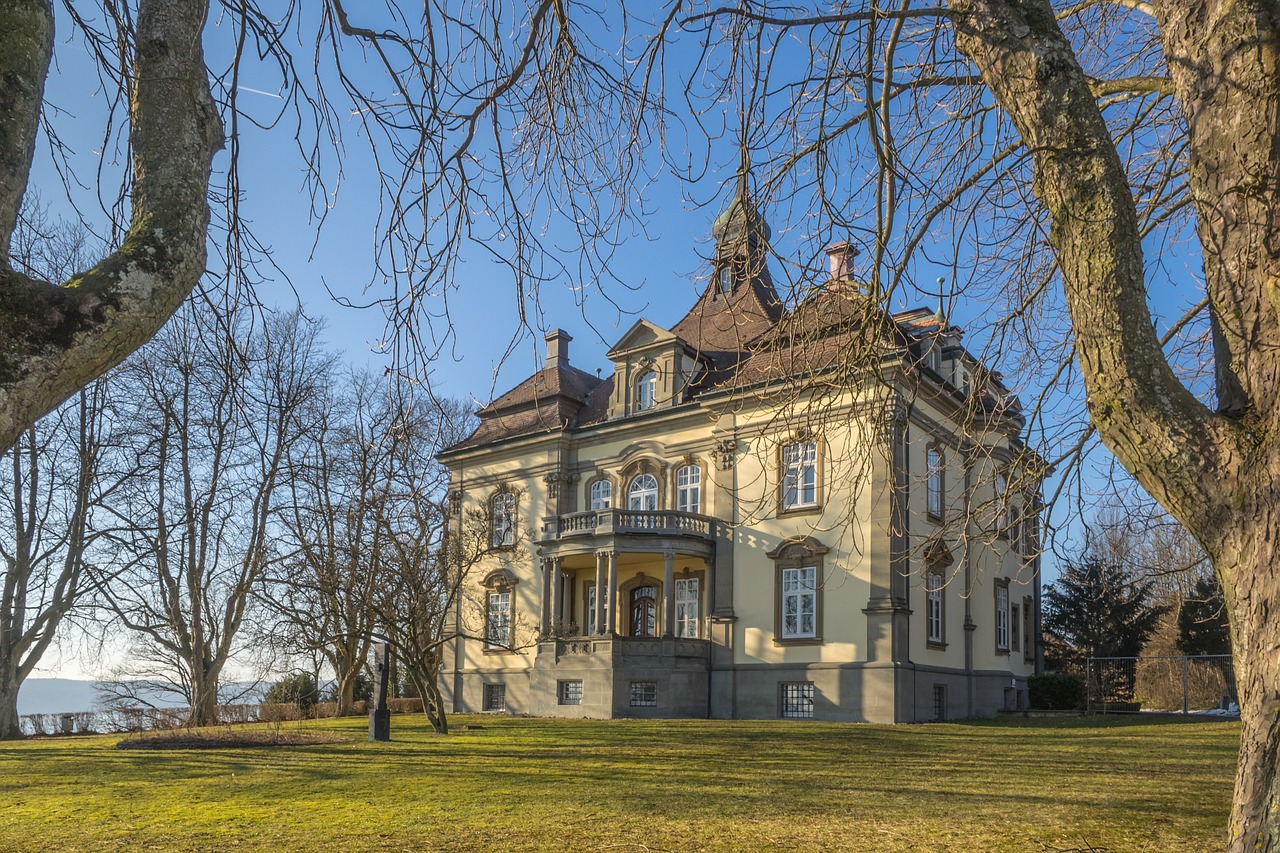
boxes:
[825,241,859,282]
[545,329,572,369]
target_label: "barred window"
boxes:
[558,680,583,706]
[483,684,506,712]
[629,681,657,707]
[933,684,947,722]
[780,682,815,719]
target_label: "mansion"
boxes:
[437,181,1042,722]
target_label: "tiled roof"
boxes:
[446,362,602,451]
[445,283,971,453]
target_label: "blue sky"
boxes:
[23,2,1207,682]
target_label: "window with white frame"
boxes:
[675,577,700,639]
[926,571,945,645]
[995,581,1010,652]
[487,590,511,648]
[490,491,515,548]
[635,370,658,410]
[590,479,612,511]
[927,446,944,520]
[558,680,583,705]
[781,440,819,510]
[676,464,701,513]
[628,473,659,511]
[780,682,815,719]
[781,566,817,639]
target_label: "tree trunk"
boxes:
[188,671,220,728]
[950,0,1280,848]
[1219,527,1280,850]
[0,669,22,740]
[334,669,356,717]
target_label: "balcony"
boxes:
[541,508,716,544]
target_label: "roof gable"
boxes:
[606,318,683,358]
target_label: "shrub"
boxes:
[1029,673,1085,710]
[263,673,321,714]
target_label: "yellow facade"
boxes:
[439,202,1041,722]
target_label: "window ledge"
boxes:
[773,637,823,647]
[483,646,517,655]
[777,504,823,519]
[926,641,948,651]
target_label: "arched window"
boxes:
[490,491,516,548]
[926,447,944,520]
[717,265,733,293]
[635,371,658,411]
[630,584,658,637]
[628,473,659,511]
[676,464,701,513]
[590,479,613,511]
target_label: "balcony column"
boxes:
[606,550,619,635]
[663,550,676,637]
[594,550,607,636]
[539,558,553,637]
[551,556,564,634]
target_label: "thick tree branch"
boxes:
[1157,0,1280,422]
[0,0,52,267]
[951,0,1234,526]
[0,0,223,452]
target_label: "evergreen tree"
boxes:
[1178,578,1232,658]
[1042,559,1167,667]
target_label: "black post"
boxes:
[369,642,391,741]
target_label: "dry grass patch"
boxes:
[116,726,348,750]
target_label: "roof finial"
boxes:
[934,277,946,324]
[712,147,771,247]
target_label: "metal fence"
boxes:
[1085,655,1235,714]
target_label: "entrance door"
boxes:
[630,585,657,637]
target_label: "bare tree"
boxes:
[0,207,119,738]
[94,302,330,726]
[268,373,414,717]
[0,382,112,738]
[361,397,484,735]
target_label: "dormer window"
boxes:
[717,265,733,293]
[636,370,658,411]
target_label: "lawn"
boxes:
[0,714,1236,852]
